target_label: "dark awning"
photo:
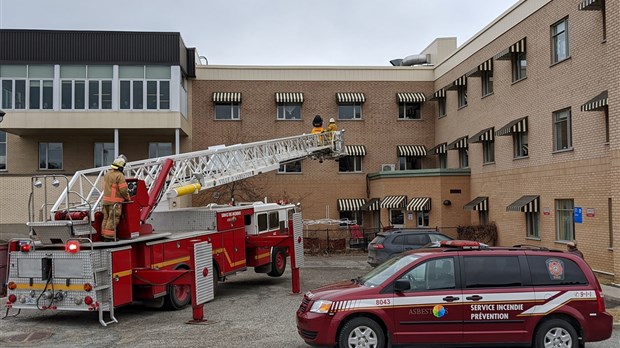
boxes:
[428,88,446,101]
[578,0,603,11]
[338,198,367,211]
[581,91,608,112]
[345,145,367,156]
[275,92,304,103]
[397,93,426,103]
[429,143,447,155]
[337,92,365,103]
[445,75,467,90]
[469,127,495,143]
[496,117,528,136]
[397,145,427,157]
[447,136,468,150]
[467,58,493,77]
[360,198,380,211]
[507,195,540,213]
[407,197,431,211]
[381,195,407,209]
[495,38,526,60]
[464,196,488,211]
[213,92,242,103]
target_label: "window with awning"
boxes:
[445,75,467,91]
[407,197,431,211]
[337,198,367,211]
[507,195,540,213]
[447,136,468,150]
[345,145,366,156]
[360,198,380,211]
[429,143,447,155]
[275,92,304,103]
[495,38,526,60]
[578,0,603,11]
[466,58,493,78]
[213,92,242,103]
[469,127,495,143]
[581,91,608,111]
[428,89,446,101]
[397,93,426,103]
[337,93,365,103]
[381,195,407,209]
[464,196,489,211]
[397,145,427,157]
[496,117,528,136]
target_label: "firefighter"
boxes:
[311,115,324,134]
[101,155,130,241]
[326,118,337,133]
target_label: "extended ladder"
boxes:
[50,132,344,219]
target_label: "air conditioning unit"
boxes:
[381,164,396,172]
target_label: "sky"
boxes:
[0,0,518,66]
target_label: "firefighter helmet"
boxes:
[312,115,323,127]
[111,155,127,170]
[329,118,335,123]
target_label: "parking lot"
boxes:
[1,252,618,348]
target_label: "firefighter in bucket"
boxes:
[101,155,130,241]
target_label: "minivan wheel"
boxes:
[338,317,385,348]
[534,318,578,348]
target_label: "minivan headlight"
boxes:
[310,300,333,314]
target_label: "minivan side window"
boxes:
[392,235,405,245]
[463,256,521,288]
[398,257,456,291]
[527,256,588,286]
[406,234,430,245]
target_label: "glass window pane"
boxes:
[120,81,131,109]
[14,80,26,109]
[0,65,27,78]
[60,65,87,78]
[101,81,112,109]
[145,66,171,79]
[339,105,353,119]
[74,81,85,109]
[28,65,54,78]
[38,143,47,169]
[463,256,521,288]
[119,66,144,78]
[89,81,99,109]
[216,104,231,119]
[159,81,170,109]
[29,80,40,109]
[42,81,53,109]
[133,81,143,109]
[61,81,72,109]
[2,80,12,108]
[87,65,113,78]
[147,81,157,109]
[95,142,115,167]
[48,143,63,169]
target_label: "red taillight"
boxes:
[65,241,80,254]
[83,283,93,292]
[8,294,17,303]
[372,244,384,249]
[596,290,607,313]
[84,296,93,305]
[20,243,31,252]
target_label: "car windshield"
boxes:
[359,253,421,287]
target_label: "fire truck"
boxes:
[3,132,344,325]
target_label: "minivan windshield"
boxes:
[360,253,421,287]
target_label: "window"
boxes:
[86,66,113,110]
[257,212,280,232]
[147,80,170,110]
[39,143,63,170]
[1,65,27,109]
[553,108,572,151]
[119,66,144,110]
[555,199,574,241]
[439,153,447,169]
[94,143,115,168]
[438,97,446,117]
[339,156,362,173]
[339,211,362,226]
[29,80,53,109]
[60,65,86,110]
[605,107,609,143]
[479,210,489,225]
[399,102,421,120]
[277,102,302,120]
[482,140,494,163]
[149,142,173,158]
[458,149,468,168]
[398,156,421,170]
[528,256,587,286]
[609,198,613,248]
[552,18,569,64]
[512,51,527,82]
[416,211,429,227]
[526,211,540,238]
[278,160,301,173]
[481,68,493,96]
[0,131,6,170]
[513,132,528,158]
[338,103,362,120]
[463,256,522,288]
[390,209,404,226]
[215,102,240,120]
[457,85,467,108]
[398,257,456,291]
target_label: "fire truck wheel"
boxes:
[212,262,219,297]
[267,248,287,277]
[338,317,385,348]
[534,318,578,348]
[163,266,191,310]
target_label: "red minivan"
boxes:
[296,241,613,348]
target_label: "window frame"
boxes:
[555,199,575,241]
[482,140,495,164]
[278,160,302,173]
[339,210,362,226]
[511,51,527,82]
[148,142,173,158]
[526,211,540,238]
[276,102,302,120]
[38,142,63,170]
[398,102,421,120]
[553,108,572,151]
[28,79,54,110]
[338,102,363,120]
[458,148,468,168]
[398,156,422,171]
[457,85,467,108]
[215,102,241,120]
[416,211,430,227]
[481,68,494,96]
[438,97,447,118]
[513,132,528,158]
[338,156,363,173]
[0,131,7,171]
[551,17,570,64]
[1,79,27,110]
[94,142,115,168]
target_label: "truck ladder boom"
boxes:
[50,132,344,217]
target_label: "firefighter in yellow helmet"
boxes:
[101,155,130,241]
[325,117,337,142]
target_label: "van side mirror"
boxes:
[394,279,411,292]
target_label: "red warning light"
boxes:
[20,243,31,252]
[65,241,80,254]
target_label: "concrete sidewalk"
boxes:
[602,284,620,309]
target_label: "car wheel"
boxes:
[267,248,287,277]
[338,317,385,348]
[534,318,578,348]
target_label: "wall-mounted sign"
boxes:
[543,207,551,216]
[586,208,595,217]
[574,207,582,224]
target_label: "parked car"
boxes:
[296,240,613,348]
[367,228,452,267]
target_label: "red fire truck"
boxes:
[4,132,344,325]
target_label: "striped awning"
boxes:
[495,38,527,60]
[428,89,446,101]
[337,93,365,103]
[360,198,380,211]
[578,0,603,11]
[381,195,407,209]
[469,127,495,143]
[397,93,426,103]
[275,92,304,103]
[507,195,540,213]
[496,117,528,136]
[338,198,366,211]
[447,136,468,150]
[397,145,427,157]
[407,197,431,211]
[429,143,447,155]
[445,75,467,90]
[345,145,367,156]
[581,91,608,111]
[467,58,493,77]
[213,92,242,103]
[464,196,489,211]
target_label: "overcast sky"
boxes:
[0,0,518,66]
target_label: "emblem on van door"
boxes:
[433,305,447,318]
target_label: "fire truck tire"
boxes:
[338,317,385,348]
[212,261,219,297]
[267,248,287,277]
[163,266,191,310]
[533,318,578,348]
